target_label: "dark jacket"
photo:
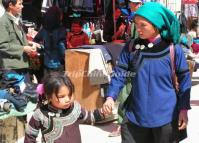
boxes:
[33,27,66,69]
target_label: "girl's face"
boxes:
[134,16,159,39]
[71,23,82,33]
[50,85,74,109]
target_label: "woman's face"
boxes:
[50,85,74,109]
[134,16,159,39]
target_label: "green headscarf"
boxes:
[135,2,180,44]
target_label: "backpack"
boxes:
[169,44,179,93]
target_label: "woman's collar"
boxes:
[148,34,161,43]
[135,36,162,50]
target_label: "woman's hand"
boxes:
[178,110,188,130]
[102,97,115,116]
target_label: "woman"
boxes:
[102,2,192,143]
[33,6,66,78]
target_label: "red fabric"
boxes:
[191,43,199,54]
[112,40,125,43]
[67,32,90,48]
[182,0,197,4]
[115,8,122,20]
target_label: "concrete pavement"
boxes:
[180,69,199,143]
[80,122,121,143]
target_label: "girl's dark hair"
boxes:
[2,0,17,9]
[43,6,62,31]
[72,18,83,27]
[43,72,74,100]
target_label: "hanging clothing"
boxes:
[41,0,70,13]
[72,0,94,13]
[184,4,198,18]
[41,0,52,13]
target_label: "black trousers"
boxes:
[121,117,187,143]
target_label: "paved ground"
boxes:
[80,69,199,143]
[180,70,199,143]
[80,122,121,143]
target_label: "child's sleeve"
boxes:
[175,44,192,110]
[24,109,42,143]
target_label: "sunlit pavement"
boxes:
[80,122,121,143]
[180,69,199,143]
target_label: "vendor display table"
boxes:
[0,102,36,142]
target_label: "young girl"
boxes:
[24,72,105,143]
[66,19,90,48]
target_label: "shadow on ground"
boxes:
[190,100,199,106]
[192,76,199,80]
[192,80,199,86]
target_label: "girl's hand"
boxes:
[178,110,188,130]
[102,97,115,115]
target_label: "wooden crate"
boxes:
[65,50,103,110]
[0,116,25,143]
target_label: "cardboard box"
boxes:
[65,50,103,110]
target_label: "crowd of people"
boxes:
[0,0,198,143]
